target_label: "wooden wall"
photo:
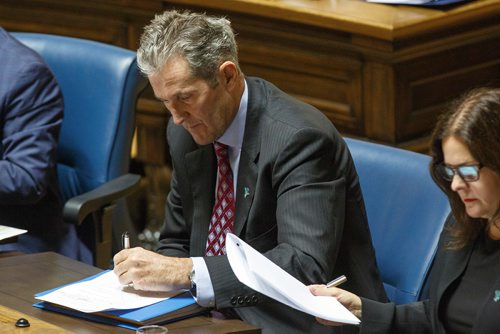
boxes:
[1,0,499,159]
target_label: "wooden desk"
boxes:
[0,252,260,334]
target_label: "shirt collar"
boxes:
[216,79,248,150]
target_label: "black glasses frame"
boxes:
[436,163,483,183]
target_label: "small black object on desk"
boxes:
[15,318,30,328]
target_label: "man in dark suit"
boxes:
[113,10,387,333]
[0,27,69,254]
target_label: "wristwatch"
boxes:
[188,269,197,296]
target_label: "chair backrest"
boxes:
[345,137,451,304]
[11,32,145,202]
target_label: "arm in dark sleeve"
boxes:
[0,60,63,204]
[156,120,200,258]
[157,167,192,257]
[360,298,432,334]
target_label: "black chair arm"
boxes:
[63,173,141,225]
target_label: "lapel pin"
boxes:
[244,187,250,198]
[494,290,500,302]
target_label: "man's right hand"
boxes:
[113,247,193,292]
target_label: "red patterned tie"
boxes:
[205,142,235,256]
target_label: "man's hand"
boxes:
[113,247,193,291]
[308,284,362,326]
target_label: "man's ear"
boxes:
[219,61,238,88]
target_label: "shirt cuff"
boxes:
[191,257,215,307]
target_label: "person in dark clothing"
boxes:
[310,87,500,334]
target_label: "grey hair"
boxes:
[137,10,240,87]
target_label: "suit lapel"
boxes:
[433,242,473,333]
[186,145,216,256]
[184,79,264,244]
[472,275,500,333]
[234,148,257,236]
[436,243,473,308]
[233,78,262,237]
[471,249,500,333]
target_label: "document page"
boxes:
[0,225,27,241]
[35,271,179,313]
[226,233,360,325]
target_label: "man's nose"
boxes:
[167,103,185,125]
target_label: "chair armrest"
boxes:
[63,174,141,225]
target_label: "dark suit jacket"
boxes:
[158,77,387,333]
[361,217,500,334]
[0,27,66,252]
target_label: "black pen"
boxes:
[122,231,130,249]
[326,275,347,288]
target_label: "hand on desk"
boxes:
[113,247,193,291]
[308,285,362,326]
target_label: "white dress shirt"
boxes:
[191,80,248,307]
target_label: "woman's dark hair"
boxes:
[429,88,500,248]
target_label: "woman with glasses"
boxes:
[310,87,500,333]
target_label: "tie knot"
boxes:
[214,142,229,162]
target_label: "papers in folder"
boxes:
[34,270,206,329]
[226,233,360,325]
[35,270,174,313]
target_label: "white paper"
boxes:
[35,271,179,313]
[0,225,27,241]
[226,233,360,325]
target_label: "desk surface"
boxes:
[0,252,261,334]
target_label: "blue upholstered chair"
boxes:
[13,32,147,268]
[345,137,451,304]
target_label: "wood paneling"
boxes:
[1,0,498,156]
[162,0,500,151]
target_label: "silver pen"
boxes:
[121,231,134,288]
[326,275,347,288]
[122,231,130,249]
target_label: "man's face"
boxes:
[149,56,236,145]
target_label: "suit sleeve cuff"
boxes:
[191,257,215,307]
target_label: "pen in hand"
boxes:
[120,232,134,288]
[326,275,347,288]
[122,231,130,249]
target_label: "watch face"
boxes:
[189,269,196,290]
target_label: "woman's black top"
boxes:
[441,233,500,333]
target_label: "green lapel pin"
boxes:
[494,290,500,302]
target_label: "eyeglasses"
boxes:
[436,163,483,182]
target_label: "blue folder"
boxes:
[421,0,471,7]
[33,270,208,330]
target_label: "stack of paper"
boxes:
[0,225,27,241]
[226,233,360,325]
[34,270,206,330]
